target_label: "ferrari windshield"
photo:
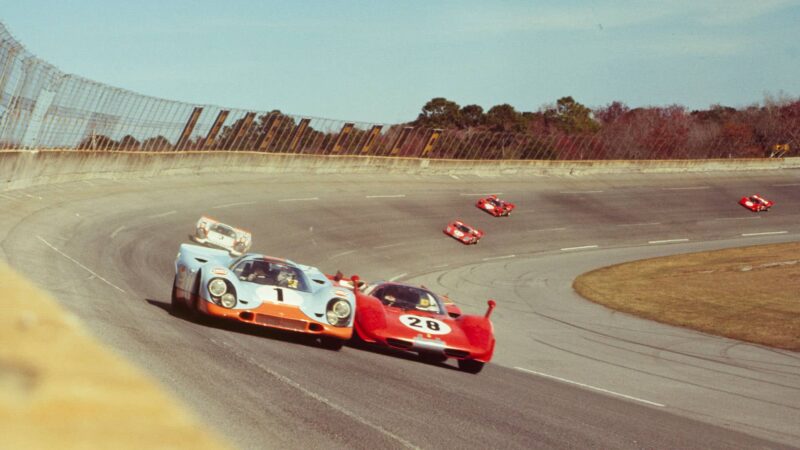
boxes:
[455,223,473,233]
[231,258,309,292]
[371,284,445,314]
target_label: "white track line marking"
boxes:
[560,190,603,194]
[450,175,460,180]
[482,254,516,261]
[24,193,43,200]
[389,273,408,281]
[709,216,761,221]
[37,236,125,293]
[773,183,800,187]
[741,231,788,237]
[279,197,318,202]
[213,201,256,209]
[560,245,598,251]
[618,222,660,227]
[515,367,665,408]
[432,263,450,269]
[529,227,567,232]
[460,192,502,196]
[662,186,710,191]
[211,340,419,450]
[148,210,176,219]
[648,238,689,244]
[329,249,356,259]
[373,242,406,249]
[110,225,125,239]
[366,194,406,199]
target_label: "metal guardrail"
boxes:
[0,21,796,160]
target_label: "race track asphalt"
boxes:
[1,170,799,449]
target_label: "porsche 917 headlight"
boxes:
[220,293,237,308]
[326,298,352,326]
[208,278,227,297]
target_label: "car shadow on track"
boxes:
[146,298,466,372]
[145,298,338,351]
[345,334,463,372]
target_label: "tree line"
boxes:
[76,95,799,160]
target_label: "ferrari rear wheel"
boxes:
[458,359,485,374]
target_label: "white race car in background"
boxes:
[190,216,252,256]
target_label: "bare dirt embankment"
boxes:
[574,242,800,351]
[0,262,230,449]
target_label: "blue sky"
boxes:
[3,0,800,123]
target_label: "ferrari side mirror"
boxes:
[485,299,497,318]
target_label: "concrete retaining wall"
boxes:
[2,149,799,191]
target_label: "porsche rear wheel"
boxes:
[458,359,485,374]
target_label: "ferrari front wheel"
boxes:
[458,359,485,374]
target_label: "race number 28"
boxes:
[399,315,452,335]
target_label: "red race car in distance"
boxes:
[739,194,774,212]
[476,195,515,217]
[444,220,483,245]
[350,278,496,373]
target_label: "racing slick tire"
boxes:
[458,359,485,374]
[170,279,187,316]
[319,336,345,351]
[418,352,448,365]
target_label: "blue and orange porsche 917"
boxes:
[172,243,355,349]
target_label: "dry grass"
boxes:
[0,262,230,449]
[573,242,800,351]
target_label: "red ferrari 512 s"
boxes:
[739,194,774,212]
[476,195,515,217]
[349,278,496,373]
[444,220,483,245]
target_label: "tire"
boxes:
[170,280,186,315]
[418,352,447,364]
[187,273,207,322]
[458,359,485,374]
[319,336,345,351]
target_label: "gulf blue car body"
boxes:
[172,243,355,346]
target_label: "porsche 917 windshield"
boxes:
[232,258,310,292]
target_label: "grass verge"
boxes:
[573,242,800,351]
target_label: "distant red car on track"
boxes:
[476,195,515,217]
[444,220,483,245]
[739,194,774,212]
[350,278,496,373]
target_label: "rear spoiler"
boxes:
[328,271,365,291]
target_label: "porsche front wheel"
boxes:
[458,359,485,374]
[319,337,345,351]
[170,280,186,315]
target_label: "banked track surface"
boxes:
[2,171,799,449]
